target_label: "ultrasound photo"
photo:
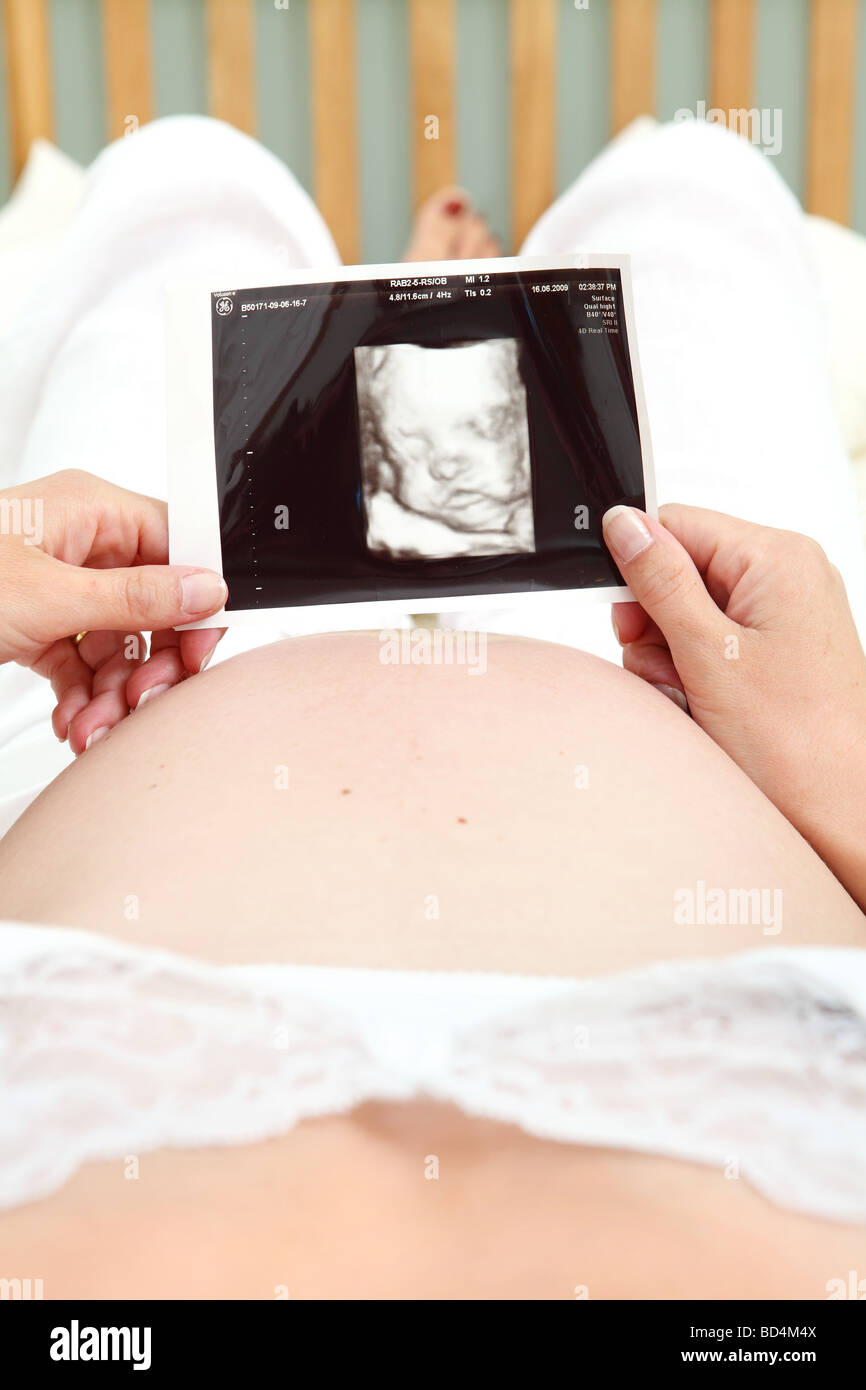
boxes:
[168,257,656,623]
[354,340,535,560]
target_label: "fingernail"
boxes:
[181,571,227,616]
[135,682,171,710]
[652,683,690,715]
[198,647,217,674]
[602,506,652,565]
[84,726,110,751]
[611,608,622,644]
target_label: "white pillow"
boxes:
[0,140,85,344]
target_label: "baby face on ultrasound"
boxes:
[355,339,535,557]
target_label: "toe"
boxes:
[403,186,473,261]
[457,212,499,259]
[417,185,471,226]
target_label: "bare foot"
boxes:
[402,186,502,262]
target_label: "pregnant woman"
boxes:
[0,115,864,1299]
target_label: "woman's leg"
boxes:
[452,119,866,660]
[0,115,340,499]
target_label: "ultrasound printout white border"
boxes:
[167,254,655,629]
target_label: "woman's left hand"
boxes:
[0,469,227,753]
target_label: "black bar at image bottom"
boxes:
[1,1298,861,1374]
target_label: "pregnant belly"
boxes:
[0,632,860,969]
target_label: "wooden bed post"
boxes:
[2,0,54,177]
[310,0,359,263]
[102,0,153,141]
[806,0,859,225]
[409,0,456,210]
[510,0,556,251]
[611,0,656,135]
[710,0,755,117]
[206,0,256,136]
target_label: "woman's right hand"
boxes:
[602,502,866,913]
[0,469,227,753]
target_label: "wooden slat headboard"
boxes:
[1,0,863,263]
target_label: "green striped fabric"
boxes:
[1,0,865,260]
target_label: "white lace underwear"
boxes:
[2,923,866,1221]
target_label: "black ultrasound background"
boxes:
[210,269,647,610]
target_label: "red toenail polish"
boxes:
[444,200,463,215]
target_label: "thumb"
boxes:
[602,506,728,653]
[36,558,227,637]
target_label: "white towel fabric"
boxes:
[0,115,864,835]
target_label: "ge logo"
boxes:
[215,296,234,316]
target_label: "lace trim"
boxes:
[1,932,865,1221]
